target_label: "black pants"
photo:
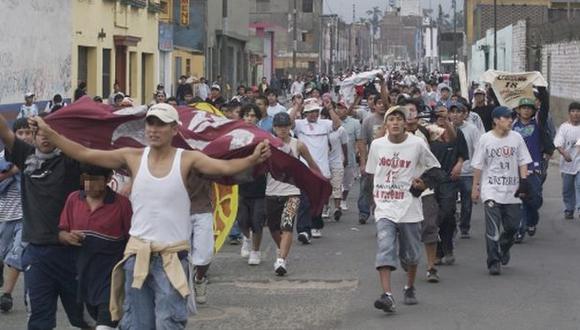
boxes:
[435,181,458,258]
[22,244,92,330]
[484,201,520,267]
[296,192,323,236]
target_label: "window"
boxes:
[256,0,269,12]
[77,46,88,86]
[222,0,228,18]
[175,56,182,83]
[159,0,172,21]
[302,0,313,13]
[102,49,111,98]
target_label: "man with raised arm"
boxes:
[27,103,271,329]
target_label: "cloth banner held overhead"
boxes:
[44,97,331,217]
[481,70,548,108]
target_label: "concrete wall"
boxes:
[469,24,514,83]
[0,0,72,108]
[511,20,527,72]
[542,40,580,125]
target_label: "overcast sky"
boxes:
[324,0,463,23]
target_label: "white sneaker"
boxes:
[322,205,330,218]
[340,200,348,211]
[311,229,322,238]
[274,258,287,276]
[248,251,261,265]
[241,237,251,258]
[193,277,208,304]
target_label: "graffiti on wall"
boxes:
[0,0,72,104]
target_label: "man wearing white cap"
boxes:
[206,84,226,108]
[27,103,271,329]
[472,87,494,132]
[290,98,341,242]
[18,93,39,119]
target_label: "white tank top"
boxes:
[266,138,301,196]
[129,147,191,243]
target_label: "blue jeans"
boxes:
[458,177,473,233]
[357,173,374,220]
[228,220,242,239]
[119,254,189,330]
[561,172,580,212]
[518,174,543,236]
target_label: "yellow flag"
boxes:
[212,184,239,253]
[191,102,239,253]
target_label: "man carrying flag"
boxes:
[28,103,271,329]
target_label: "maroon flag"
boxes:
[45,96,331,214]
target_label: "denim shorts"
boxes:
[0,219,23,271]
[375,219,422,270]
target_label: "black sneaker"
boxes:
[488,262,501,276]
[0,293,13,312]
[374,293,396,313]
[565,210,574,220]
[514,233,524,244]
[500,249,511,266]
[426,268,440,283]
[403,286,418,305]
[333,209,342,222]
[358,216,367,225]
[527,226,536,237]
[297,232,311,245]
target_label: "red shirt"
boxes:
[59,188,132,241]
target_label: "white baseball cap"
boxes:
[303,98,322,113]
[146,103,182,125]
[24,92,34,98]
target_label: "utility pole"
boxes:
[292,0,297,79]
[493,0,497,70]
[453,0,457,73]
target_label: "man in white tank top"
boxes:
[28,103,271,329]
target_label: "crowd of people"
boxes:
[0,67,579,328]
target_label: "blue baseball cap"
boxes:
[492,106,513,119]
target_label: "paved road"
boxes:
[3,165,580,329]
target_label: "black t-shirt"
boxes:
[6,139,81,245]
[473,105,494,132]
[429,129,469,177]
[239,174,267,199]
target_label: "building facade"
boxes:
[0,0,72,115]
[250,0,324,78]
[72,0,160,104]
[158,0,206,95]
[207,0,250,96]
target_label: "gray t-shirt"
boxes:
[458,121,482,176]
[342,116,362,167]
[361,113,385,147]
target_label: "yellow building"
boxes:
[72,0,160,104]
